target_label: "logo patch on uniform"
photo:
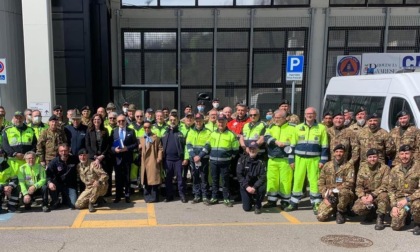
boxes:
[404,183,409,188]
[57,166,63,171]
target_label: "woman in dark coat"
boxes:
[85,113,112,196]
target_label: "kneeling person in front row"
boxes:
[75,149,109,212]
[389,145,420,235]
[317,144,355,224]
[352,148,389,230]
[18,151,49,212]
[236,142,267,214]
[0,150,20,213]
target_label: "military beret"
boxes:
[279,99,290,106]
[184,104,192,109]
[399,144,412,152]
[49,115,59,121]
[146,108,154,113]
[366,148,379,157]
[212,98,219,102]
[53,105,62,111]
[367,113,379,120]
[355,106,366,116]
[323,111,333,117]
[106,102,116,110]
[194,113,204,120]
[81,106,90,111]
[122,102,129,106]
[333,144,345,152]
[248,141,259,149]
[333,113,344,118]
[197,100,205,105]
[396,110,409,119]
[78,148,88,155]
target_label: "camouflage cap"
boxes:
[399,144,412,152]
[14,111,23,117]
[366,148,379,157]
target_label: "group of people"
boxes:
[0,98,419,236]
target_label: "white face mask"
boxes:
[344,119,351,126]
[27,115,32,121]
[123,107,128,113]
[33,116,41,124]
[212,103,219,109]
[357,119,365,126]
[0,157,4,163]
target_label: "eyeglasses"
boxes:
[249,114,258,117]
[109,117,116,120]
[136,115,143,118]
[117,120,125,123]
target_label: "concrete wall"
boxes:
[0,0,27,119]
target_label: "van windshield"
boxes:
[323,95,386,116]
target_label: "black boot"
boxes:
[413,224,420,235]
[361,209,376,224]
[336,211,345,224]
[88,202,96,213]
[405,212,412,226]
[374,214,385,230]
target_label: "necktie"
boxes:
[119,129,124,140]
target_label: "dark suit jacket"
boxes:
[110,127,138,165]
[85,129,111,160]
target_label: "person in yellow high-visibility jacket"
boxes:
[285,107,328,215]
[263,110,296,210]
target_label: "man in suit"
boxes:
[111,114,138,203]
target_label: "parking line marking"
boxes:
[71,209,88,228]
[91,208,148,214]
[280,211,302,224]
[147,203,157,226]
[80,219,149,228]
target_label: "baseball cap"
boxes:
[217,114,227,121]
[194,113,204,120]
[71,109,82,119]
[14,111,23,117]
[106,102,116,110]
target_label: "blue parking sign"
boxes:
[286,55,304,81]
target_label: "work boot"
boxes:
[191,197,200,204]
[284,203,298,212]
[361,209,376,224]
[313,203,320,215]
[413,224,420,236]
[374,214,385,230]
[262,201,277,208]
[336,211,345,224]
[88,202,96,213]
[280,201,290,210]
[254,207,262,214]
[223,199,233,207]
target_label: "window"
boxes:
[389,97,415,129]
[323,95,386,118]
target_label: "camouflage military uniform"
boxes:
[286,114,300,126]
[348,121,367,134]
[356,127,395,164]
[389,160,420,230]
[352,162,390,215]
[75,160,109,209]
[81,117,91,128]
[317,160,355,221]
[389,125,420,165]
[327,126,358,164]
[36,128,67,163]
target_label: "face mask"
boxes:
[212,103,219,109]
[197,106,204,112]
[357,119,365,126]
[27,115,32,121]
[123,107,128,113]
[266,115,272,120]
[0,157,4,163]
[344,119,350,126]
[33,116,41,124]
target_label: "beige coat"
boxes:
[139,134,163,185]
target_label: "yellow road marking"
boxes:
[147,203,157,226]
[280,211,302,224]
[71,209,88,228]
[80,219,149,228]
[90,208,148,214]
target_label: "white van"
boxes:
[323,72,420,131]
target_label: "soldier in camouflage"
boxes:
[327,113,358,165]
[389,145,420,235]
[278,99,300,126]
[356,113,395,164]
[389,110,420,166]
[317,144,355,224]
[321,111,333,129]
[348,107,368,133]
[36,115,67,167]
[352,148,389,230]
[75,149,109,212]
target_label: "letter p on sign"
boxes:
[286,55,304,81]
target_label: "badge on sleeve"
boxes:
[404,183,409,188]
[336,177,343,183]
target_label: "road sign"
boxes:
[0,58,7,84]
[286,55,304,81]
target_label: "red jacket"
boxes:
[227,116,251,136]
